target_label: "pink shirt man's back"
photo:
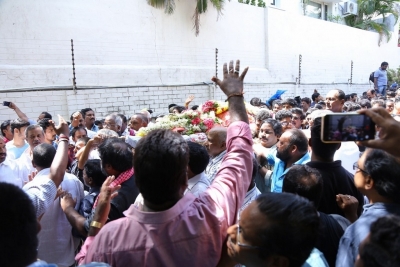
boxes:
[78,121,253,266]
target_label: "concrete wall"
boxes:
[0,0,399,121]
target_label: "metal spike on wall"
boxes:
[71,39,77,94]
[350,60,353,86]
[298,54,302,86]
[215,48,218,88]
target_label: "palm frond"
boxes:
[197,0,208,14]
[147,0,176,14]
[192,6,201,36]
[209,0,224,12]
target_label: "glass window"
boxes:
[305,1,322,19]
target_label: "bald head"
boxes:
[206,127,227,157]
[130,113,148,131]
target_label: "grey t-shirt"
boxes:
[374,68,387,87]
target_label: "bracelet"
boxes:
[90,221,103,229]
[225,92,244,102]
[58,139,69,143]
[59,134,68,139]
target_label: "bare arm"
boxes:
[9,102,29,122]
[51,115,70,188]
[61,194,88,237]
[374,77,378,88]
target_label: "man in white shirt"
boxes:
[185,141,210,197]
[205,127,227,183]
[17,124,45,182]
[0,138,27,187]
[6,118,30,160]
[24,143,84,267]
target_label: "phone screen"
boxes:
[3,101,10,107]
[321,113,376,142]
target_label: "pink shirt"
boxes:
[77,121,253,266]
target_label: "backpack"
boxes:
[369,71,375,82]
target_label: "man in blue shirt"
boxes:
[81,108,99,133]
[374,62,388,96]
[265,129,310,192]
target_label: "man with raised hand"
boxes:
[23,115,70,218]
[76,60,253,267]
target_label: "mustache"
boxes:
[0,153,6,157]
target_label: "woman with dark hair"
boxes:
[337,148,400,266]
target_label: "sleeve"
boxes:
[264,150,276,166]
[75,236,95,265]
[23,179,58,218]
[374,71,379,78]
[336,232,356,267]
[205,121,253,227]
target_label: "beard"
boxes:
[276,145,291,162]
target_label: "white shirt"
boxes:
[6,140,29,160]
[205,150,227,184]
[240,186,261,213]
[334,142,360,175]
[16,147,36,181]
[35,170,84,267]
[184,172,210,197]
[23,168,58,218]
[0,159,26,187]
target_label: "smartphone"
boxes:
[321,113,376,143]
[3,101,10,107]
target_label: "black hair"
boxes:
[94,120,103,126]
[310,118,340,160]
[283,165,323,208]
[0,183,38,267]
[337,89,345,100]
[250,97,262,106]
[37,118,53,131]
[311,92,320,102]
[98,138,133,173]
[301,97,311,105]
[255,193,319,267]
[344,95,351,102]
[170,106,185,114]
[84,159,107,187]
[360,215,400,267]
[262,119,283,137]
[191,105,199,110]
[275,110,293,121]
[343,101,355,112]
[10,118,30,134]
[291,108,305,120]
[359,99,372,109]
[350,93,357,98]
[134,129,189,205]
[39,111,52,120]
[363,149,400,203]
[287,129,309,154]
[272,100,282,107]
[281,98,298,108]
[381,62,388,66]
[70,127,87,139]
[314,104,323,110]
[187,141,209,175]
[117,113,127,124]
[80,108,93,118]
[1,120,11,137]
[168,104,177,110]
[256,109,271,122]
[32,143,56,169]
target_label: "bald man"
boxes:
[129,114,148,135]
[205,127,227,183]
[325,89,345,113]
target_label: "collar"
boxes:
[124,192,197,224]
[211,150,227,162]
[187,172,206,190]
[293,152,311,165]
[307,160,342,168]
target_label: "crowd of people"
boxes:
[1,60,400,267]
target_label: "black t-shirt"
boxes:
[316,212,348,267]
[306,160,364,217]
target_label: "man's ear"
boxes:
[32,160,36,169]
[364,175,374,190]
[221,141,227,150]
[308,138,312,148]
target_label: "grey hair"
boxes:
[106,113,123,127]
[96,129,119,138]
[25,124,44,137]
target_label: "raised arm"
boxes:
[8,102,30,122]
[51,115,70,188]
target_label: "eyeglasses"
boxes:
[292,116,300,120]
[103,123,116,128]
[232,222,263,250]
[281,122,290,126]
[353,162,368,174]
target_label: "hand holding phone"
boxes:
[321,113,376,143]
[3,101,11,107]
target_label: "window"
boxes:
[305,1,322,19]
